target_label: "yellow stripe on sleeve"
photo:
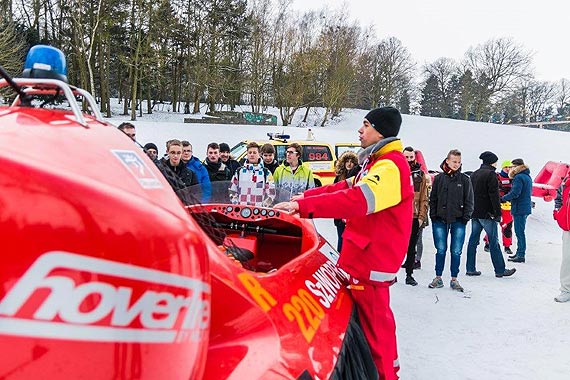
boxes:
[356,159,402,214]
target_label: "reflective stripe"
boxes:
[358,182,376,214]
[369,270,397,282]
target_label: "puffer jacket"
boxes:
[501,164,532,216]
[185,156,212,202]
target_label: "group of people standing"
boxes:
[118,122,315,207]
[334,141,534,292]
[119,107,570,379]
[402,148,533,292]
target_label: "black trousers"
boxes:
[404,218,420,276]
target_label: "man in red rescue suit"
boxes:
[274,107,413,380]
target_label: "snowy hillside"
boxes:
[115,107,570,380]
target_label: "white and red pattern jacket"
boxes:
[229,163,276,207]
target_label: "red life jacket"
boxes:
[555,177,570,231]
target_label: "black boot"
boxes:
[405,275,418,286]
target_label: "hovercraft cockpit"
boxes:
[188,201,321,273]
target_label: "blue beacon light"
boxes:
[21,45,68,83]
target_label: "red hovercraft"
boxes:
[0,46,376,380]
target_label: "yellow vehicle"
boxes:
[230,134,360,186]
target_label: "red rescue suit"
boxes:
[297,139,413,380]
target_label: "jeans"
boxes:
[466,218,506,274]
[432,220,466,278]
[513,214,529,258]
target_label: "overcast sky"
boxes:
[290,0,568,82]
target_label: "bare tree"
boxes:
[464,38,532,120]
[271,9,320,125]
[526,80,556,122]
[0,21,25,77]
[369,37,415,109]
[556,78,570,115]
[245,0,274,113]
[317,12,362,125]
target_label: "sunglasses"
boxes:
[286,150,297,155]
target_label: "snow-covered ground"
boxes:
[113,106,570,380]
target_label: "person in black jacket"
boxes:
[219,142,241,175]
[465,151,516,278]
[203,142,232,182]
[160,139,198,188]
[428,149,474,292]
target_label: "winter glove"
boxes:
[461,217,470,225]
[492,214,502,223]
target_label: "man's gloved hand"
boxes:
[492,214,502,223]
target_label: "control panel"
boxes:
[212,205,281,221]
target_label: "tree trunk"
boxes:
[147,85,152,114]
[320,108,329,127]
[303,106,311,123]
[193,88,201,114]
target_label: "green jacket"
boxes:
[273,161,315,202]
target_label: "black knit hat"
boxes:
[144,142,158,152]
[219,143,231,152]
[364,107,402,137]
[479,151,498,165]
[511,158,525,166]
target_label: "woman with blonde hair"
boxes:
[333,151,360,251]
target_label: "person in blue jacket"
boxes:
[182,140,212,202]
[502,158,533,263]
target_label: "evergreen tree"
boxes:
[420,74,443,117]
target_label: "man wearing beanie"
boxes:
[143,142,158,161]
[274,107,413,380]
[465,151,516,278]
[484,160,515,255]
[219,142,240,175]
[502,158,533,263]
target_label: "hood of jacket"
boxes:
[509,164,530,179]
